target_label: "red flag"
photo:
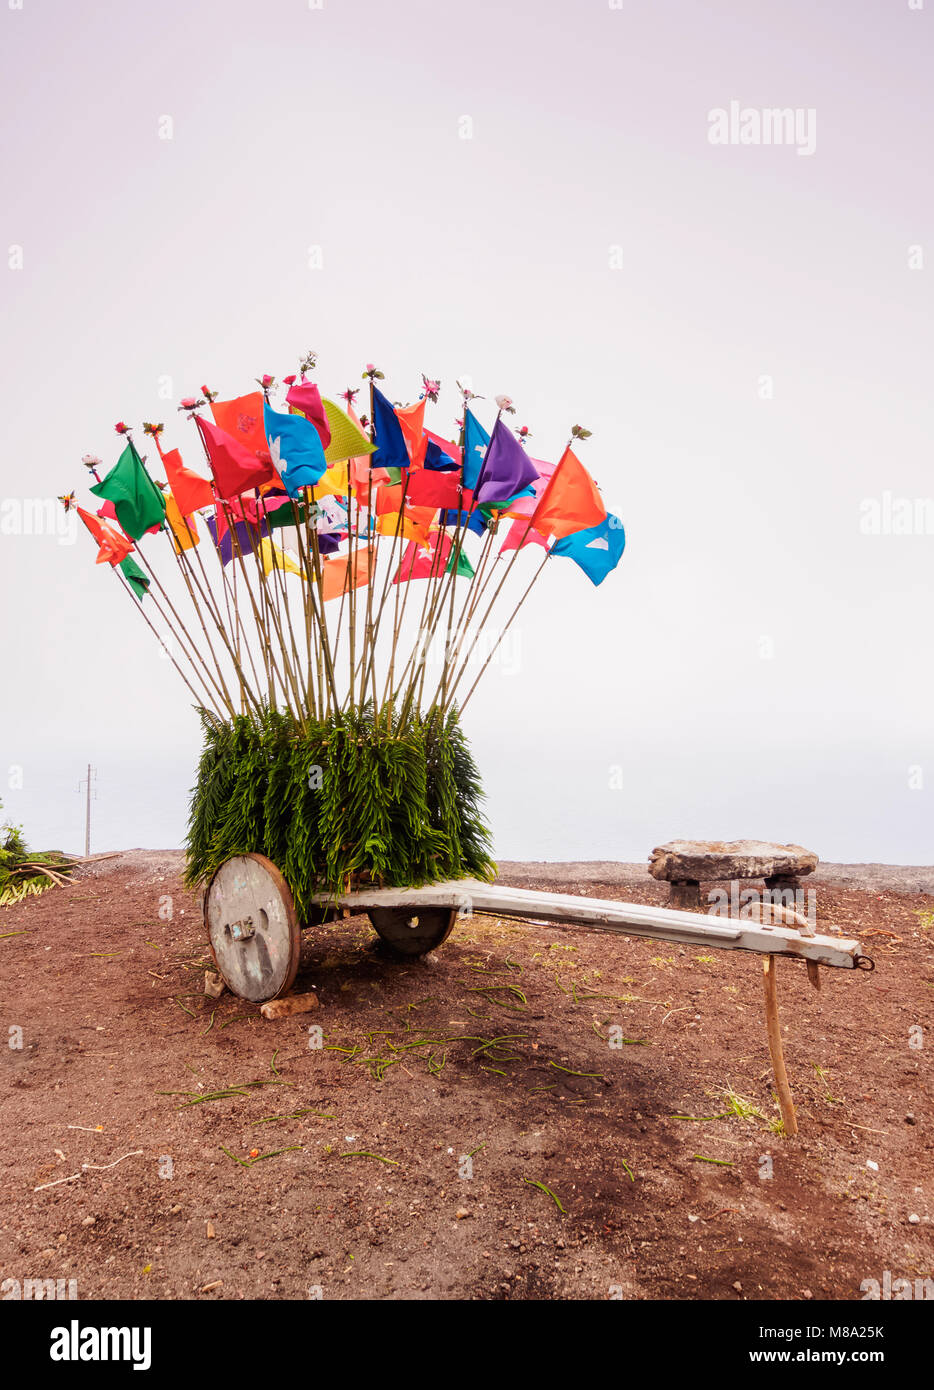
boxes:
[162,447,213,517]
[529,448,606,540]
[286,379,331,448]
[405,469,464,510]
[392,533,451,584]
[210,392,269,462]
[77,506,134,566]
[195,416,276,500]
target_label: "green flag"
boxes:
[446,546,474,578]
[90,442,166,540]
[119,554,150,600]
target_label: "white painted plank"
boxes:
[315,878,862,970]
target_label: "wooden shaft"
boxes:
[762,955,798,1137]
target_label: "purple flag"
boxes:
[206,512,270,566]
[474,417,540,506]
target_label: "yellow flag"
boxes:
[258,538,303,578]
[165,492,199,552]
[322,398,376,464]
[313,457,350,499]
[376,513,432,546]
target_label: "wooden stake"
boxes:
[762,954,798,1137]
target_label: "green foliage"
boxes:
[0,800,76,906]
[185,703,496,916]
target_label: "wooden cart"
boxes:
[203,853,871,1135]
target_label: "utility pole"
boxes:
[76,765,96,857]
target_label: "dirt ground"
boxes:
[1,852,931,1301]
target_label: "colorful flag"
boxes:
[286,379,331,448]
[446,544,475,577]
[392,535,450,585]
[164,492,199,552]
[89,442,166,540]
[497,459,556,519]
[529,447,606,540]
[371,387,409,471]
[263,403,327,497]
[210,392,269,464]
[375,513,432,546]
[205,512,270,566]
[95,497,161,536]
[375,482,404,517]
[405,468,464,509]
[77,506,134,565]
[321,398,376,465]
[439,498,487,536]
[258,538,303,578]
[549,514,625,585]
[474,417,539,506]
[313,458,350,500]
[462,409,489,490]
[162,447,214,516]
[424,430,461,470]
[499,517,549,554]
[396,398,427,468]
[313,495,348,534]
[119,554,150,600]
[320,545,375,601]
[195,416,276,499]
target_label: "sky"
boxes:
[1,0,932,866]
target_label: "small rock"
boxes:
[455,1208,471,1220]
[802,1288,813,1299]
[204,971,225,999]
[866,1160,879,1172]
[206,1222,215,1238]
[81,1216,95,1227]
[908,1214,921,1224]
[261,992,319,1019]
[733,1281,742,1292]
[905,1114,916,1125]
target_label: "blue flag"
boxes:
[424,439,459,472]
[440,506,488,535]
[462,409,490,491]
[550,514,626,585]
[371,387,410,471]
[264,403,327,498]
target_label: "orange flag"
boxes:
[77,507,134,566]
[376,513,432,546]
[164,492,200,552]
[320,545,375,601]
[529,448,606,540]
[210,391,268,462]
[162,448,213,517]
[396,399,427,468]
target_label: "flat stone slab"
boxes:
[649,840,818,884]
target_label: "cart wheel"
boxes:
[368,905,457,957]
[204,853,301,1003]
